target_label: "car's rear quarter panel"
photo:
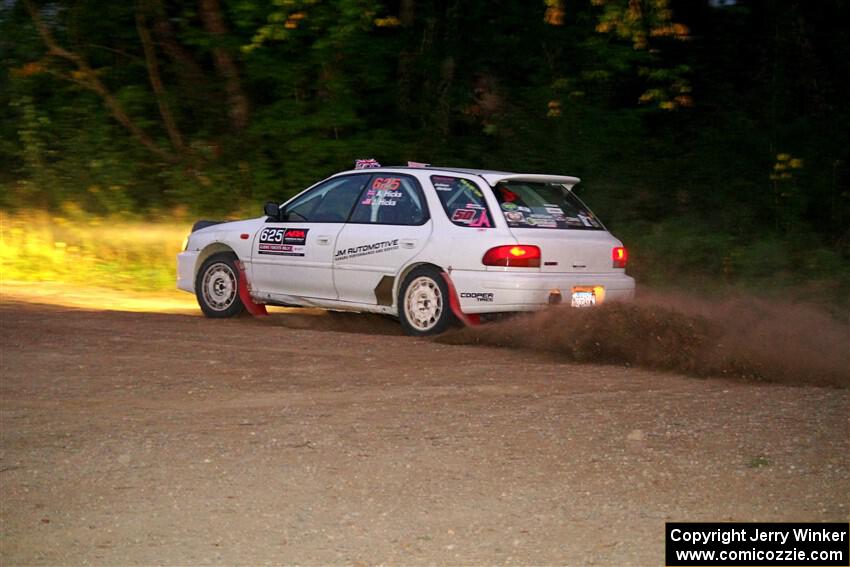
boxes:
[407,170,635,313]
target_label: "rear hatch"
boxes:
[490,178,621,274]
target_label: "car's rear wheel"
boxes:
[398,266,454,336]
[195,252,246,318]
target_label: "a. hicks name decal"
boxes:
[335,239,399,261]
[258,227,309,256]
[361,177,403,207]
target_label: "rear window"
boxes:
[493,181,603,230]
[431,176,493,228]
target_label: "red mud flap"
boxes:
[441,272,480,327]
[234,260,268,317]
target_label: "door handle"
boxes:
[400,239,417,249]
[317,235,332,245]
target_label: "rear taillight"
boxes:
[612,246,627,268]
[482,245,541,268]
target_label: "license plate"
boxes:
[570,290,596,308]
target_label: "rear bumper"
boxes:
[177,251,199,293]
[449,269,635,313]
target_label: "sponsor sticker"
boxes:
[335,239,399,261]
[432,176,455,191]
[282,229,307,244]
[452,208,491,227]
[529,214,557,228]
[501,202,519,211]
[355,158,381,169]
[452,209,477,223]
[469,210,491,228]
[505,211,525,223]
[460,292,494,302]
[258,227,309,256]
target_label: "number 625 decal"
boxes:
[259,228,308,245]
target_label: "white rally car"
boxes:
[177,165,635,335]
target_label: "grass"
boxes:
[616,220,850,319]
[1,210,190,293]
[746,456,772,469]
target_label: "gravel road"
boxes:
[1,301,847,565]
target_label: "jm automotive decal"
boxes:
[335,239,399,261]
[258,227,309,256]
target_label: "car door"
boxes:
[333,174,432,305]
[251,174,370,300]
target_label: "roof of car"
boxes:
[340,166,581,188]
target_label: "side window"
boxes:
[282,175,369,223]
[431,176,493,228]
[348,175,428,226]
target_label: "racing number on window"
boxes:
[432,175,493,228]
[451,209,476,222]
[372,178,400,191]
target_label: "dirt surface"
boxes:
[1,300,848,566]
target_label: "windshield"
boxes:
[492,181,603,230]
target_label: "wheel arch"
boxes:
[394,261,446,311]
[196,242,239,276]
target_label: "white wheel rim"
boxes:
[202,262,237,311]
[404,276,443,331]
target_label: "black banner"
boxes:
[666,523,849,566]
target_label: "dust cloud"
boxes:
[437,291,849,387]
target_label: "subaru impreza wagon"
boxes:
[177,165,635,335]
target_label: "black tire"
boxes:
[398,266,455,336]
[195,252,246,318]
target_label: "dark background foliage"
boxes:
[1,0,848,300]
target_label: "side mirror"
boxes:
[264,202,281,221]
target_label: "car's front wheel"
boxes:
[195,252,246,318]
[398,266,455,336]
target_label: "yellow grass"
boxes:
[1,281,199,312]
[1,210,190,293]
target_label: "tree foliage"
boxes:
[1,0,848,293]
